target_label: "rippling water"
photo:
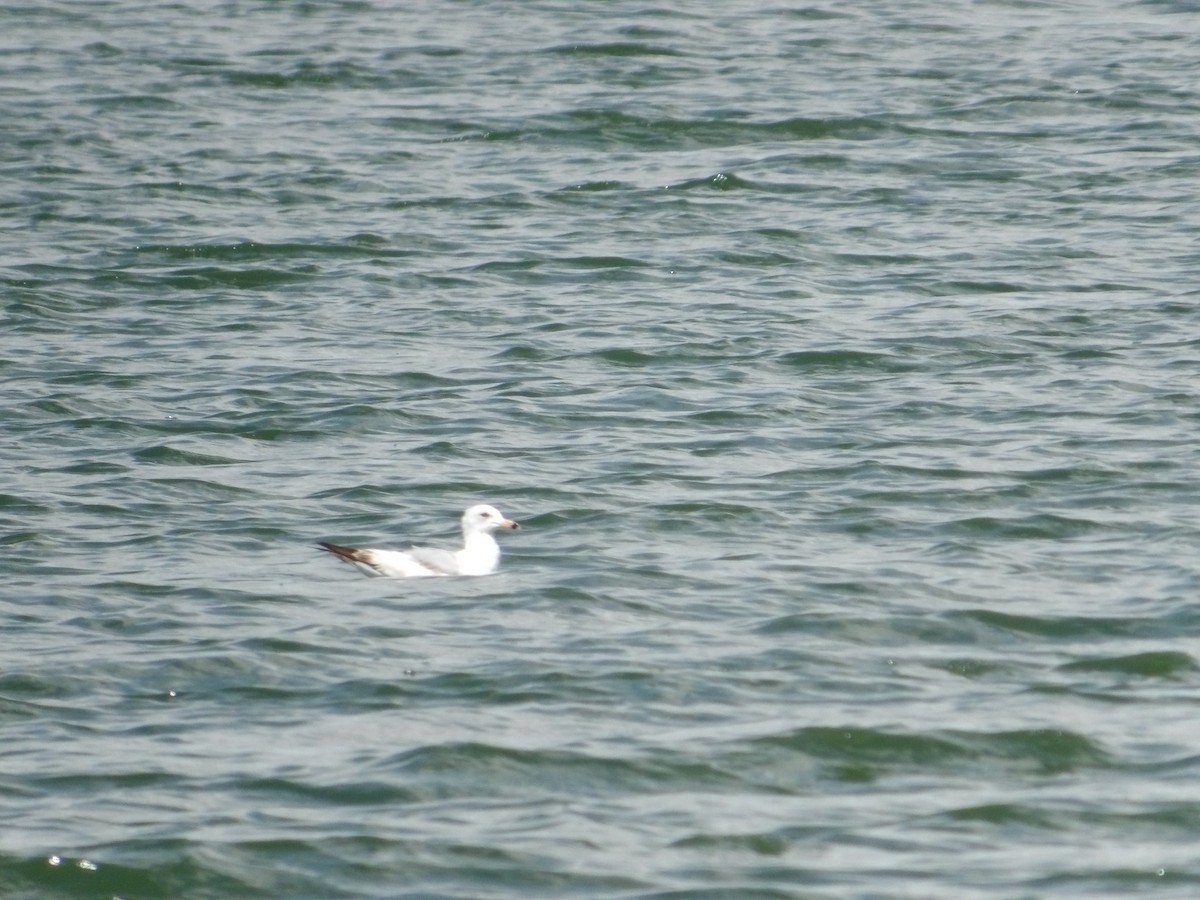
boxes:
[4,1,1200,897]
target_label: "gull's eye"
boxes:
[478,510,490,518]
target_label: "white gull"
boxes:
[318,504,519,578]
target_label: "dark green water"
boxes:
[4,1,1200,897]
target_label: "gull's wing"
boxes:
[318,542,447,578]
[404,545,462,575]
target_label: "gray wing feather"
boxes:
[406,545,461,575]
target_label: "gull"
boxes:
[318,504,520,578]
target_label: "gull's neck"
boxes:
[456,530,501,576]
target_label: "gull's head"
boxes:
[461,504,520,535]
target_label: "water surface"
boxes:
[3,1,1200,897]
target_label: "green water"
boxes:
[3,1,1200,897]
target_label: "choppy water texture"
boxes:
[4,1,1200,897]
